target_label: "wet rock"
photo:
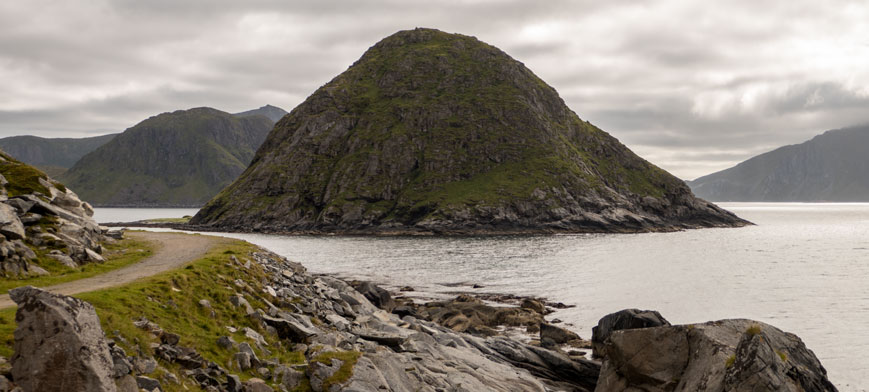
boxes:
[591,308,670,357]
[595,318,837,392]
[520,298,547,314]
[9,286,117,392]
[351,281,395,311]
[540,323,580,345]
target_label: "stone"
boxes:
[520,298,547,314]
[242,377,272,392]
[199,299,212,308]
[591,308,670,357]
[217,335,236,349]
[116,375,139,392]
[160,332,181,346]
[0,204,24,240]
[595,318,837,392]
[48,251,77,268]
[9,286,117,392]
[281,367,304,390]
[134,356,158,374]
[135,376,162,391]
[234,352,252,370]
[351,281,395,311]
[540,323,580,345]
[261,314,319,343]
[85,247,105,262]
[226,374,243,392]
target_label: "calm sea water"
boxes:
[94,204,869,390]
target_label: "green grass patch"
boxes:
[0,236,313,390]
[143,216,192,224]
[725,354,736,368]
[0,237,154,294]
[312,351,361,391]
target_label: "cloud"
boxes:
[1,0,869,179]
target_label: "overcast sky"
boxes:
[2,1,868,179]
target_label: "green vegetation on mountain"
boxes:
[59,107,277,207]
[193,28,746,233]
[0,134,117,177]
[689,125,869,201]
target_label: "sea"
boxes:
[93,203,869,390]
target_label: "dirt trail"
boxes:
[0,231,224,308]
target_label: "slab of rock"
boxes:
[0,204,24,240]
[351,281,395,312]
[595,318,837,392]
[9,286,117,392]
[540,323,580,345]
[591,308,670,357]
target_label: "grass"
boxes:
[725,354,736,368]
[745,324,762,336]
[0,237,154,294]
[0,236,336,391]
[312,351,361,391]
[143,216,192,224]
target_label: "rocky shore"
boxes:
[0,237,837,391]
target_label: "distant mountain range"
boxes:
[233,104,288,123]
[689,125,869,201]
[54,105,286,207]
[0,134,117,177]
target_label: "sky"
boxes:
[2,1,868,180]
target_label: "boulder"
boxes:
[351,281,395,311]
[540,323,580,345]
[9,286,117,392]
[595,318,837,392]
[591,308,670,357]
[0,204,24,240]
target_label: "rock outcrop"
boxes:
[59,106,283,207]
[192,28,748,234]
[689,125,869,201]
[0,151,107,277]
[591,308,670,357]
[593,312,837,391]
[9,286,117,392]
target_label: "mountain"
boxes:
[0,134,117,177]
[192,28,746,234]
[234,104,288,122]
[0,150,106,277]
[59,107,276,207]
[688,125,869,201]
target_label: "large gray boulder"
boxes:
[591,308,670,357]
[9,286,117,392]
[0,204,24,240]
[595,318,837,392]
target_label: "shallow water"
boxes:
[95,204,869,390]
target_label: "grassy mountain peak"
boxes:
[193,28,746,233]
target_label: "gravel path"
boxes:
[0,231,224,308]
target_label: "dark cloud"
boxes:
[1,0,868,179]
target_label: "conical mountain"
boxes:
[60,107,275,207]
[192,28,746,233]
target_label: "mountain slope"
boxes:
[233,104,288,122]
[59,107,275,207]
[0,134,117,176]
[688,125,869,201]
[192,28,746,234]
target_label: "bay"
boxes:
[95,203,869,390]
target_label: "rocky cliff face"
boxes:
[689,125,869,201]
[0,151,107,277]
[192,28,747,234]
[59,107,276,207]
